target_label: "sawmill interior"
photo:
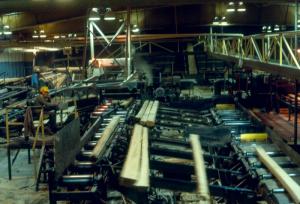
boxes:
[1,0,300,203]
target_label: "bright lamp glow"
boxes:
[104,9,116,21]
[227,1,235,12]
[89,8,100,21]
[3,31,12,35]
[237,1,246,12]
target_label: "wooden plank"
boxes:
[120,97,134,108]
[189,134,210,202]
[135,100,149,120]
[120,124,143,184]
[91,116,120,158]
[146,100,159,127]
[133,126,149,189]
[256,146,300,204]
[141,101,153,125]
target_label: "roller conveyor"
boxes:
[47,98,300,204]
[216,106,300,204]
[49,102,129,204]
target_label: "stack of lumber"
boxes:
[256,146,300,204]
[189,134,210,203]
[91,116,120,158]
[135,100,149,120]
[135,100,159,127]
[120,124,149,190]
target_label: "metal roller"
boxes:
[245,151,284,157]
[80,151,93,157]
[62,174,94,185]
[260,173,300,179]
[224,121,251,126]
[271,188,285,193]
[73,161,95,169]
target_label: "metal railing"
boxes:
[200,31,300,70]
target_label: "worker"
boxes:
[31,69,47,92]
[35,86,59,132]
[31,70,40,90]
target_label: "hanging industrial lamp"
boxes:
[104,8,116,21]
[89,8,100,21]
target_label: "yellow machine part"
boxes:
[240,133,268,142]
[216,104,235,110]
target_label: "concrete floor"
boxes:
[0,148,49,204]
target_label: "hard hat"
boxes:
[40,86,49,94]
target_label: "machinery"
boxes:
[41,95,300,204]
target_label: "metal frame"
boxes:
[201,31,300,79]
[88,11,130,79]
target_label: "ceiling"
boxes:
[0,0,297,49]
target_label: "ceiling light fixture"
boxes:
[104,8,116,21]
[132,24,140,33]
[89,7,100,21]
[32,29,47,39]
[212,16,219,25]
[220,16,228,25]
[3,31,12,35]
[212,16,228,26]
[237,1,246,12]
[267,26,272,33]
[274,25,280,31]
[226,2,235,13]
[0,25,12,36]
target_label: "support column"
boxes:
[125,7,131,79]
[89,21,95,60]
[295,0,299,56]
[210,26,213,52]
[294,80,298,145]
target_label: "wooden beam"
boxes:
[189,134,210,202]
[91,116,120,158]
[135,100,149,120]
[141,101,154,125]
[146,100,159,127]
[133,126,149,189]
[256,146,300,204]
[120,124,143,184]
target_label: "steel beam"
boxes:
[92,22,110,45]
